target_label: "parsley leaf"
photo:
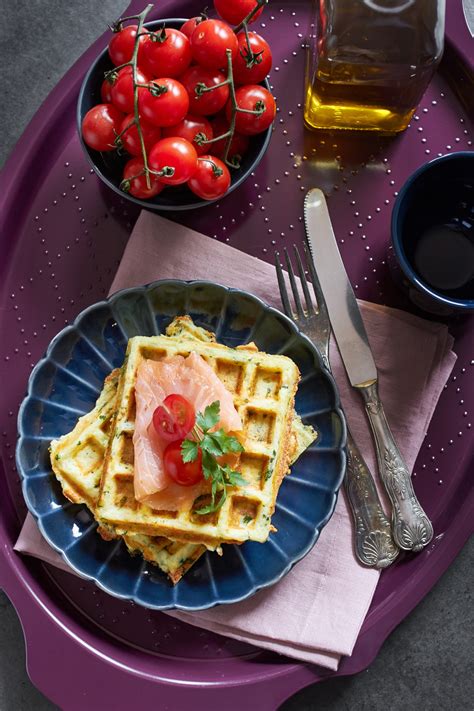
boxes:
[181,400,247,516]
[196,401,220,431]
[181,439,199,463]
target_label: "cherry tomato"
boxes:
[119,113,161,156]
[148,137,198,185]
[188,155,231,200]
[164,439,203,486]
[110,66,149,114]
[138,78,189,127]
[180,16,203,39]
[108,24,150,66]
[100,78,113,103]
[214,0,264,26]
[140,27,192,78]
[180,66,230,116]
[81,103,124,152]
[190,19,238,70]
[233,32,272,85]
[153,394,196,442]
[162,115,213,156]
[226,84,276,135]
[210,114,250,164]
[121,157,165,199]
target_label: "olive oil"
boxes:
[304,0,445,133]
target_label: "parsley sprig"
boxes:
[181,401,246,515]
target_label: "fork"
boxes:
[275,245,399,568]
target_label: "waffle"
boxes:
[50,318,316,581]
[97,333,301,547]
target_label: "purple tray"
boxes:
[0,1,473,709]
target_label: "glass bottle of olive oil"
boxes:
[304,0,445,133]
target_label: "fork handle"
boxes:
[345,431,399,568]
[358,381,434,552]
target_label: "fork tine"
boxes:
[274,252,292,318]
[303,241,329,318]
[284,247,305,319]
[293,244,315,315]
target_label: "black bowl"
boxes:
[77,18,273,211]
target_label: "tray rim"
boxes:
[0,0,473,707]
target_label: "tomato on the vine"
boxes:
[164,439,203,486]
[233,31,272,84]
[148,137,198,185]
[180,66,230,116]
[140,27,192,78]
[100,78,113,103]
[180,16,204,39]
[190,19,238,70]
[210,114,250,164]
[153,394,195,442]
[108,24,150,66]
[119,113,161,156]
[227,84,276,135]
[121,157,165,199]
[188,155,231,200]
[214,0,264,26]
[110,66,149,114]
[138,78,189,127]
[162,115,213,156]
[81,103,124,152]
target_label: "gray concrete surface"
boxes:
[0,2,472,710]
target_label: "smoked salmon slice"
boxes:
[133,354,243,510]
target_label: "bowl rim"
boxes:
[76,17,273,211]
[391,151,474,311]
[16,278,347,611]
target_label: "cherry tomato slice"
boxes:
[164,440,203,486]
[190,19,238,71]
[148,137,198,185]
[188,155,231,201]
[81,103,124,152]
[153,394,196,442]
[121,157,165,200]
[214,0,264,26]
[162,115,213,156]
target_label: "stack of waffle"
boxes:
[50,317,317,583]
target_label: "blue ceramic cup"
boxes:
[390,152,474,315]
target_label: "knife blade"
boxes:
[304,188,377,388]
[304,188,433,552]
[463,0,474,37]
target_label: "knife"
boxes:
[463,0,474,37]
[304,188,434,552]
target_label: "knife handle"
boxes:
[358,381,434,552]
[345,430,399,568]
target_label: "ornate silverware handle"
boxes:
[358,381,434,552]
[345,430,399,568]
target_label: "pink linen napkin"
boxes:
[15,211,456,670]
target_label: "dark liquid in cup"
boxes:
[414,223,474,294]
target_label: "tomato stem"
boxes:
[200,158,224,177]
[130,3,154,189]
[234,0,269,34]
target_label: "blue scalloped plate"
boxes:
[16,280,346,611]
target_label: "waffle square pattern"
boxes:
[97,335,301,548]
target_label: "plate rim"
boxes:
[16,278,347,611]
